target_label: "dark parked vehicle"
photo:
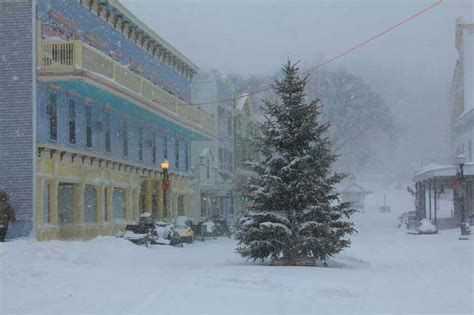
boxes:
[123,213,182,247]
[196,215,232,240]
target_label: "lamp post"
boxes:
[456,153,470,240]
[161,159,170,220]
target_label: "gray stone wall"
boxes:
[0,0,34,237]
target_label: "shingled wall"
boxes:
[0,0,35,238]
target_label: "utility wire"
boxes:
[163,0,442,107]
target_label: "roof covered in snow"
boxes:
[235,93,250,111]
[412,162,474,182]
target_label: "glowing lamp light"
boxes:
[161,159,169,170]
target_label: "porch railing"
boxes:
[39,40,215,136]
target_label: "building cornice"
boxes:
[109,0,199,73]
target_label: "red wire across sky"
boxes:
[167,0,442,107]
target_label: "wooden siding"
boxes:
[0,0,34,237]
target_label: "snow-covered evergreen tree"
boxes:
[235,60,356,263]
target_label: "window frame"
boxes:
[122,119,128,157]
[175,139,180,169]
[138,126,144,161]
[85,105,93,148]
[68,99,76,144]
[104,112,111,152]
[47,93,58,141]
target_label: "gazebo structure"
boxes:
[339,177,372,210]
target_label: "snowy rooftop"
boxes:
[235,93,250,111]
[412,161,474,182]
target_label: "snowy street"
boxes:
[1,0,473,314]
[1,188,472,314]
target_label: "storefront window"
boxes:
[58,183,74,225]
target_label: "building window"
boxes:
[218,106,226,121]
[68,100,76,144]
[152,131,157,164]
[225,150,228,170]
[163,135,168,159]
[218,148,222,170]
[47,93,57,141]
[185,143,189,171]
[201,194,208,217]
[230,197,234,215]
[43,182,50,224]
[227,112,232,135]
[58,183,74,225]
[105,112,111,152]
[178,195,185,216]
[207,158,210,179]
[84,185,97,223]
[103,187,108,222]
[138,126,143,161]
[113,188,125,220]
[122,120,128,157]
[85,106,93,148]
[175,139,180,169]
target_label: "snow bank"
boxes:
[1,187,472,314]
[418,218,438,234]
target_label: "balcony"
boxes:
[38,40,215,138]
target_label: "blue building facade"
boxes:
[36,83,192,173]
[0,0,216,240]
[38,0,192,102]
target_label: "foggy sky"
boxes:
[121,0,473,176]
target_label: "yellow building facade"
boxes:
[33,0,210,240]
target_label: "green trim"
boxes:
[52,80,209,140]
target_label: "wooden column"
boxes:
[157,181,164,220]
[434,178,437,227]
[96,185,104,224]
[50,180,59,225]
[106,185,113,223]
[134,188,140,222]
[186,194,192,217]
[36,179,45,228]
[145,179,152,213]
[428,179,432,221]
[170,191,176,219]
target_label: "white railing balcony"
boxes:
[38,40,215,137]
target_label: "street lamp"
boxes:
[456,153,470,239]
[161,159,170,219]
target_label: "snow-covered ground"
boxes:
[1,187,473,314]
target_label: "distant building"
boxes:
[339,177,371,210]
[0,0,216,240]
[191,75,235,222]
[413,18,473,228]
[233,94,259,218]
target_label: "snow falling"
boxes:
[0,0,473,314]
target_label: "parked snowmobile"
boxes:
[123,213,182,247]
